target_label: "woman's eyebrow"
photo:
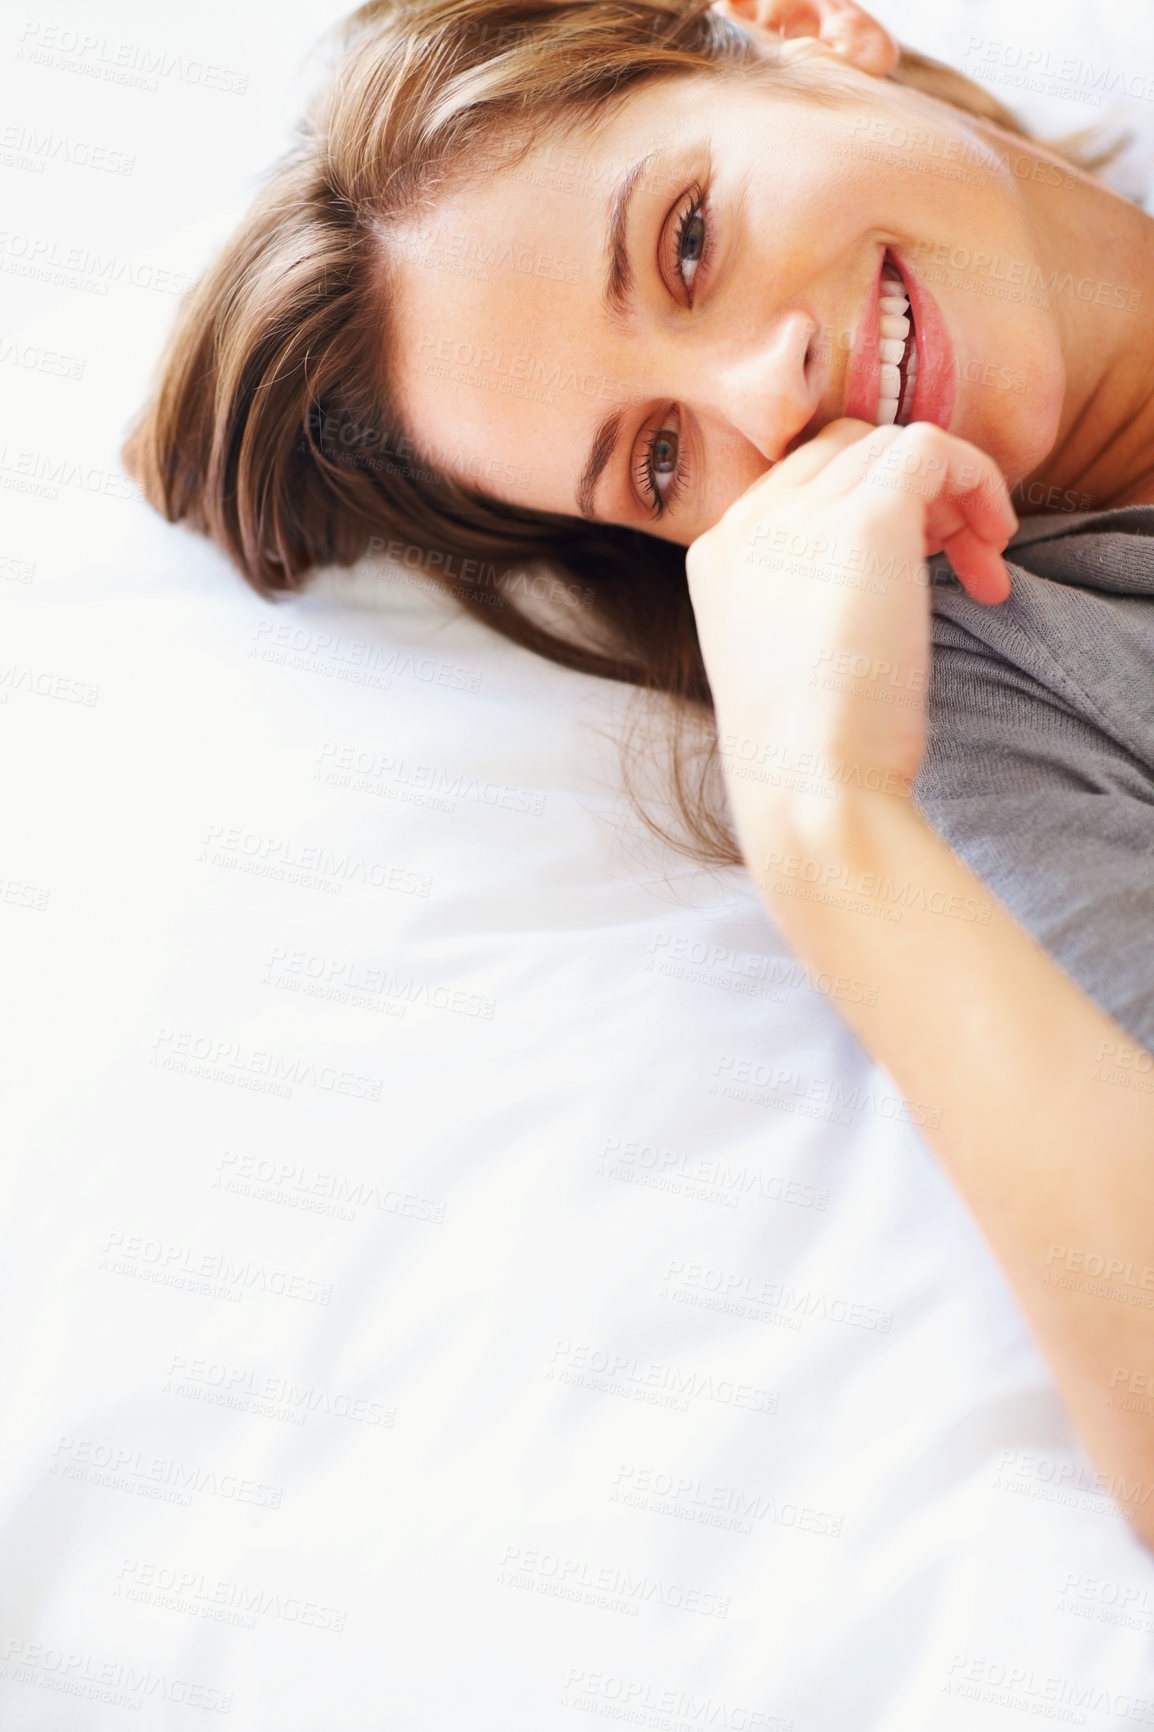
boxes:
[576,409,624,519]
[604,152,655,319]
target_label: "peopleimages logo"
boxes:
[114,1558,348,1632]
[15,23,248,95]
[100,1232,333,1306]
[0,123,135,176]
[415,331,627,403]
[548,1339,780,1414]
[496,1546,730,1619]
[200,823,433,898]
[907,239,1141,312]
[944,1653,1154,1722]
[559,1669,792,1732]
[150,1028,384,1101]
[0,1639,232,1715]
[49,1435,283,1510]
[963,36,1154,106]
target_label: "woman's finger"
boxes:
[813,422,1017,546]
[938,524,1013,604]
[867,424,1017,544]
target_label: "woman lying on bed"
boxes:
[124,0,1154,1546]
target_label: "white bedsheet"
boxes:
[3,2,1154,1726]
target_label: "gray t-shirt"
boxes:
[916,505,1154,1053]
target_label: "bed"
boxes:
[3,0,1154,1724]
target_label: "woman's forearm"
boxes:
[739,785,1154,1546]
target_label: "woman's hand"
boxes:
[685,418,1018,838]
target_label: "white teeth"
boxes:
[875,261,916,426]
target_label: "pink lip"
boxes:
[843,248,956,430]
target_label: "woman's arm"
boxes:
[746,785,1154,1546]
[687,418,1154,1548]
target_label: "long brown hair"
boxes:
[122,0,1111,866]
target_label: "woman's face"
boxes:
[390,59,1066,547]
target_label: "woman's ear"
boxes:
[710,0,900,77]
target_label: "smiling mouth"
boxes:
[875,252,917,426]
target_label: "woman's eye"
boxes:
[668,189,709,302]
[677,208,706,291]
[635,410,685,518]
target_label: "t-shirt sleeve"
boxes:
[915,604,1154,1060]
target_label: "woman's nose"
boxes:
[696,308,825,461]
